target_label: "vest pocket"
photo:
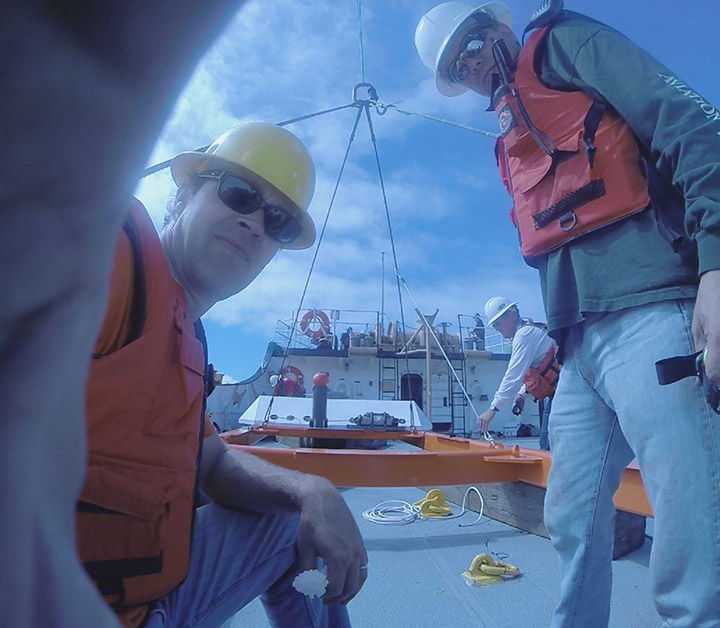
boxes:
[507,130,583,194]
[78,455,178,573]
[143,307,205,437]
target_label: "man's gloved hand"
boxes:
[511,393,526,416]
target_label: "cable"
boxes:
[356,0,366,84]
[262,104,365,425]
[140,103,358,178]
[372,102,499,139]
[363,104,412,384]
[446,486,485,527]
[362,488,485,527]
[362,500,421,525]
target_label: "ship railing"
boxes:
[272,308,512,356]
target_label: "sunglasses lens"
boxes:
[212,172,302,245]
[217,176,263,215]
[263,205,302,244]
[465,39,484,53]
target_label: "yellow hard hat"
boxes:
[171,122,316,250]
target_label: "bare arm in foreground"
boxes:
[199,433,369,605]
[0,2,242,625]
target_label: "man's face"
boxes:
[444,21,521,97]
[161,175,282,303]
[491,308,518,339]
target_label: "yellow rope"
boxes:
[462,553,521,587]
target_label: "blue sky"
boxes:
[136,0,720,382]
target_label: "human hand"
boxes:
[692,270,720,386]
[296,477,368,605]
[511,394,526,416]
[478,407,497,433]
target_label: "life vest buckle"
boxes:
[559,211,577,232]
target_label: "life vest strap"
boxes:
[582,100,607,167]
[533,179,606,229]
[84,553,164,595]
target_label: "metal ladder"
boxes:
[379,356,397,400]
[448,356,468,435]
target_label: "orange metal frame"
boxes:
[222,427,653,518]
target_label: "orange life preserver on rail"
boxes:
[280,365,305,387]
[300,309,331,339]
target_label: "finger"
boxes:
[691,304,706,351]
[329,561,362,606]
[322,560,348,604]
[297,541,318,573]
[707,338,720,385]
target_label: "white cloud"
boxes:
[132,0,552,377]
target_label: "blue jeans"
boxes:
[144,503,351,627]
[545,299,720,627]
[540,397,552,451]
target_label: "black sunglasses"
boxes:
[198,170,302,245]
[449,13,495,84]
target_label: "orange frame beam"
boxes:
[222,427,652,517]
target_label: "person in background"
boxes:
[477,296,557,451]
[340,327,353,351]
[415,2,720,625]
[470,313,485,350]
[81,122,366,627]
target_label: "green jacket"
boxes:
[525,12,720,335]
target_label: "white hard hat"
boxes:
[484,296,518,325]
[414,2,513,97]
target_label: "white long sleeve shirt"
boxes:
[491,323,555,410]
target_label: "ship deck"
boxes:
[225,437,659,627]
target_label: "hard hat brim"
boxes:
[170,151,316,250]
[487,301,518,325]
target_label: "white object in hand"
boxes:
[292,569,329,598]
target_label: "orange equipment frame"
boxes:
[221,427,652,518]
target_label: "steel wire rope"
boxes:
[393,267,494,443]
[140,103,359,178]
[361,105,414,417]
[370,102,499,139]
[356,0,366,84]
[262,104,366,425]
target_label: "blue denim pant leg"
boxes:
[540,397,552,451]
[144,503,352,628]
[544,325,635,628]
[546,299,720,627]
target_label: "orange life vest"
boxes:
[523,346,560,400]
[78,200,206,611]
[494,26,650,259]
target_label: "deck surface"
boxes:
[225,437,660,627]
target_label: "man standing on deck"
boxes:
[477,297,557,450]
[415,2,720,626]
[80,122,366,627]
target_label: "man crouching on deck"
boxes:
[79,122,367,627]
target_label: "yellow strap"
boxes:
[414,489,453,517]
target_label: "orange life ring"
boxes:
[300,309,331,339]
[280,366,304,386]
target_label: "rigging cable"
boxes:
[356,0,366,84]
[262,104,366,425]
[140,103,359,178]
[393,266,494,443]
[362,104,412,389]
[371,102,499,139]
